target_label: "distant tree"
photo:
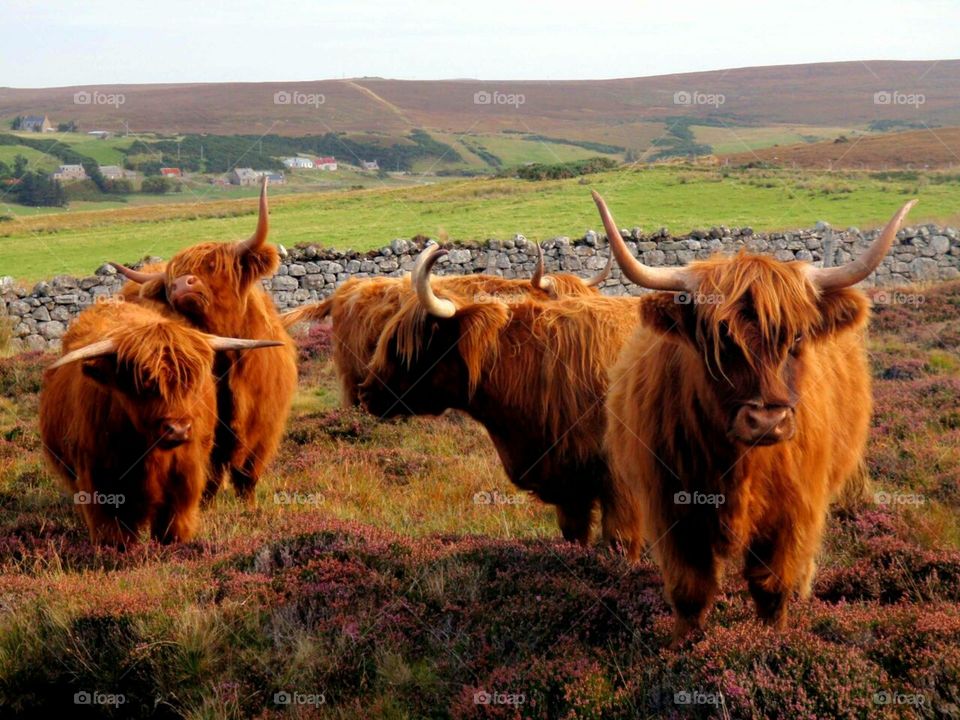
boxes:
[0,161,10,178]
[105,179,133,194]
[81,161,107,192]
[133,160,164,176]
[10,117,21,130]
[14,172,67,206]
[57,120,78,132]
[141,176,172,194]
[12,154,28,178]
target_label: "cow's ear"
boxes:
[241,245,280,283]
[455,301,512,393]
[138,278,166,302]
[638,292,697,345]
[813,288,870,338]
[81,357,120,387]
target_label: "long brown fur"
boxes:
[362,282,641,544]
[283,268,605,407]
[39,302,218,546]
[605,252,873,642]
[122,229,298,502]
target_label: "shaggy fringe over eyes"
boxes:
[691,252,820,372]
[167,242,280,291]
[112,320,211,401]
[378,291,510,396]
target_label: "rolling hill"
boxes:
[722,126,960,169]
[2,60,958,149]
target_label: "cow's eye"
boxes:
[791,332,804,353]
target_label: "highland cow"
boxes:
[39,302,279,546]
[357,244,639,543]
[111,181,298,501]
[281,242,612,406]
[594,191,916,643]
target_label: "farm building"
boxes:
[361,160,379,170]
[51,164,87,181]
[316,156,338,171]
[262,171,285,184]
[282,157,314,169]
[160,167,182,178]
[19,115,54,132]
[229,168,260,186]
[98,165,136,180]
[87,130,112,139]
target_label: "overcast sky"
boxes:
[1,0,956,87]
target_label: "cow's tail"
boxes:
[279,298,334,329]
[833,458,873,516]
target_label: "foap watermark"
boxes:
[74,690,126,708]
[673,90,725,108]
[874,491,925,507]
[474,690,526,706]
[874,690,926,707]
[873,90,925,108]
[73,90,125,108]
[273,690,326,707]
[674,690,724,706]
[675,290,724,305]
[474,290,529,306]
[80,294,126,308]
[74,490,125,507]
[274,490,323,506]
[273,90,325,108]
[873,290,925,307]
[473,490,526,506]
[674,491,725,507]
[473,90,525,108]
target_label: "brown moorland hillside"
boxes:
[1,60,958,139]
[723,126,960,169]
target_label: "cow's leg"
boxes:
[230,457,259,503]
[152,504,199,544]
[556,501,593,546]
[599,473,645,561]
[744,534,797,629]
[202,461,229,505]
[659,534,720,646]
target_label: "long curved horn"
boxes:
[110,263,164,284]
[531,243,555,292]
[807,200,917,291]
[412,244,457,318]
[585,245,614,287]
[591,191,694,292]
[205,336,284,352]
[49,340,118,369]
[235,177,269,257]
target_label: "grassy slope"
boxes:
[691,124,857,155]
[2,165,959,282]
[0,283,958,717]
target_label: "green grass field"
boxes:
[691,124,858,155]
[1,165,957,281]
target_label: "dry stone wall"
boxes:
[3,222,958,352]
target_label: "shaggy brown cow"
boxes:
[357,244,640,543]
[281,242,613,405]
[595,191,916,643]
[112,181,298,501]
[39,302,279,546]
